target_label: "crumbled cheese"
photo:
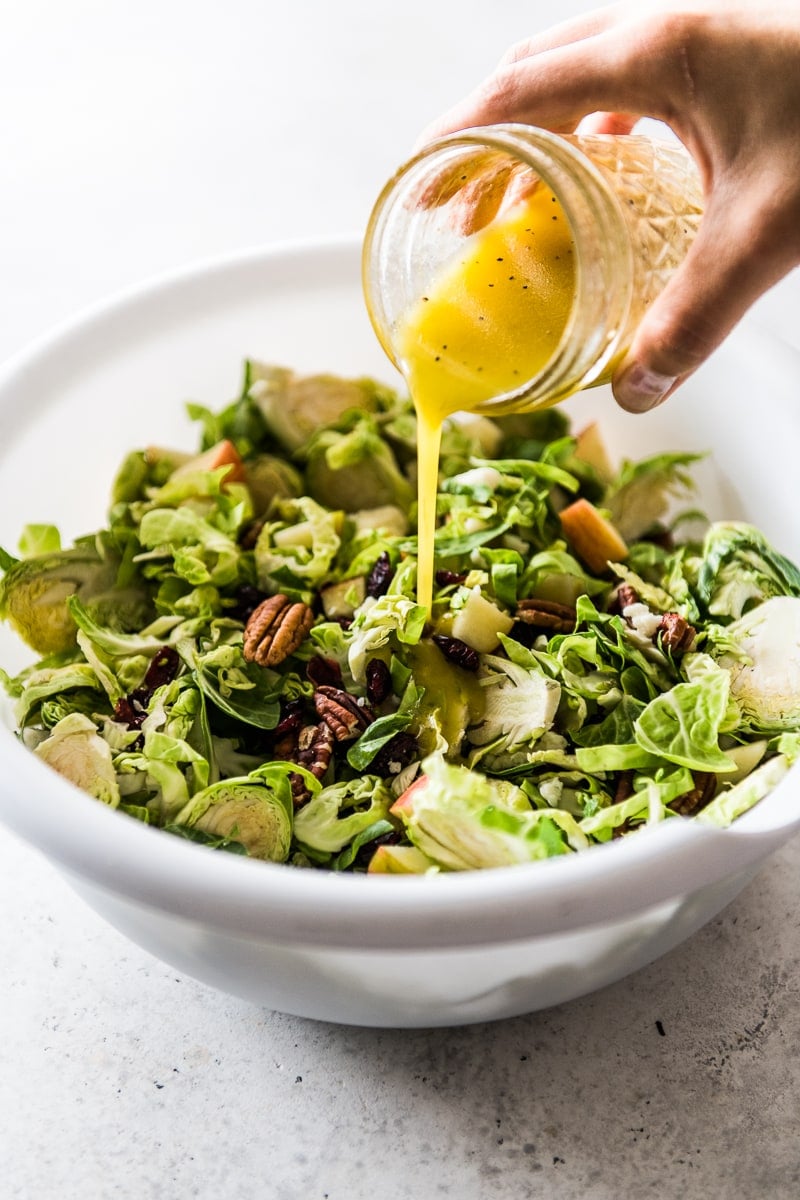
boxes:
[540,778,563,806]
[538,731,569,752]
[451,466,504,491]
[624,602,663,640]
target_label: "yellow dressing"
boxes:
[404,640,485,755]
[396,183,578,611]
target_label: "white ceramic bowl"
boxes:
[1,237,800,1028]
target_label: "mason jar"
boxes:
[362,124,703,414]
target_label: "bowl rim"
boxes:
[1,234,799,952]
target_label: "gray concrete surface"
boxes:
[2,826,798,1199]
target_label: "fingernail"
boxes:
[615,364,677,412]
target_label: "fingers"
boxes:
[612,190,793,412]
[577,111,638,135]
[409,152,537,236]
[496,5,622,65]
[421,33,664,147]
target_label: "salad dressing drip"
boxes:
[396,182,577,611]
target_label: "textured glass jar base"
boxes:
[572,134,704,343]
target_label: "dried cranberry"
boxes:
[508,621,537,648]
[231,584,268,622]
[366,551,393,598]
[143,646,180,691]
[306,656,343,688]
[435,569,467,587]
[365,658,392,706]
[113,695,147,730]
[371,731,420,777]
[273,699,305,738]
[432,634,480,671]
[114,648,179,730]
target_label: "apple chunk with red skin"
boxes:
[365,777,435,874]
[172,438,246,487]
[389,774,429,820]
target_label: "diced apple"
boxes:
[450,587,514,653]
[559,498,628,575]
[273,521,315,549]
[573,421,614,483]
[367,844,435,874]
[350,505,409,537]
[389,774,429,818]
[722,739,768,786]
[320,577,366,620]
[172,439,246,487]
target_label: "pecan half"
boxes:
[289,722,334,806]
[615,584,639,613]
[243,594,315,667]
[515,597,576,633]
[296,721,335,778]
[658,612,696,656]
[289,774,310,808]
[270,703,303,762]
[314,685,374,741]
[670,771,717,817]
[239,516,266,551]
[273,729,300,760]
[273,719,335,808]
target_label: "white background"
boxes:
[2,3,800,1198]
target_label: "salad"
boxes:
[1,361,799,873]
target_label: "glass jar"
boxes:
[362,124,703,413]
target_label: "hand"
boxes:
[420,2,800,413]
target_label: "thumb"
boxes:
[612,193,787,413]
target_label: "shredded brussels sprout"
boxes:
[2,361,799,873]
